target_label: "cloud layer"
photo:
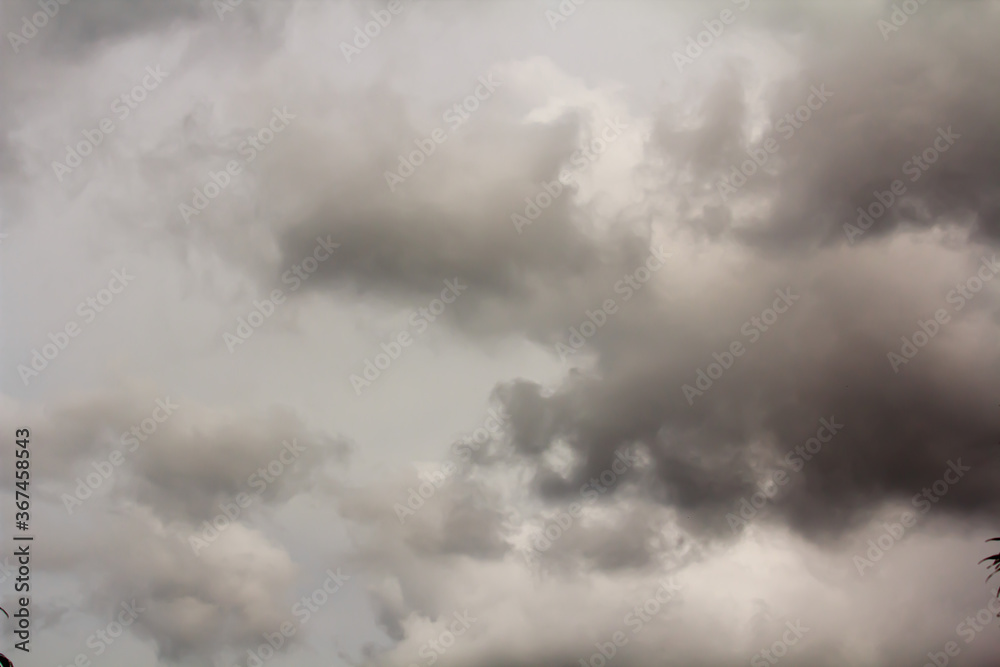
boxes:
[3,1,1000,666]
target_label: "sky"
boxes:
[1,0,1000,666]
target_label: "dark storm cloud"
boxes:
[656,1,1000,251]
[490,237,1000,552]
[182,0,1000,562]
[8,1,1000,665]
[228,0,1000,563]
[264,109,654,341]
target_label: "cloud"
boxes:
[5,1,1000,666]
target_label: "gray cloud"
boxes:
[5,1,1000,666]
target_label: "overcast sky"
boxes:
[2,1,1000,666]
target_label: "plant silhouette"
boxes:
[980,537,1000,616]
